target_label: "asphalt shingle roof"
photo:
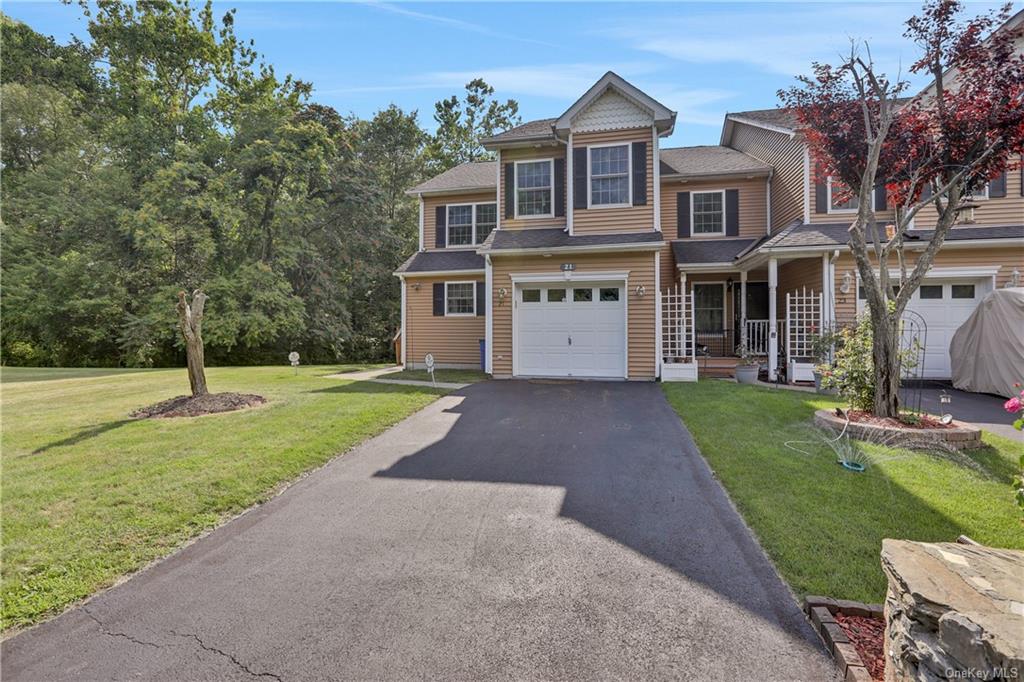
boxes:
[728,98,914,134]
[407,161,497,195]
[395,250,484,274]
[485,228,664,251]
[671,238,759,265]
[481,118,557,145]
[660,146,771,178]
[760,221,1024,250]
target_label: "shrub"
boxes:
[819,315,875,411]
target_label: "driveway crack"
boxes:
[82,607,162,649]
[172,630,283,681]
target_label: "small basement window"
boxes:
[445,282,476,315]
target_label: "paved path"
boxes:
[3,381,837,681]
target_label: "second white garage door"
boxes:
[515,282,626,378]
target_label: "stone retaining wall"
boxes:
[880,540,1024,681]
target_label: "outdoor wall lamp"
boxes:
[634,284,646,298]
[839,271,854,295]
[412,282,421,291]
[726,277,734,292]
[497,287,507,305]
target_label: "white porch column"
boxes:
[821,252,830,333]
[485,255,493,374]
[399,277,407,368]
[655,250,662,378]
[740,270,748,348]
[768,258,778,381]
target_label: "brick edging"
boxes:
[813,409,984,450]
[804,596,884,682]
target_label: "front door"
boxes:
[515,282,626,378]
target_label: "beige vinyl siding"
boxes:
[404,275,485,367]
[572,128,655,235]
[660,177,768,239]
[779,258,823,305]
[422,191,498,251]
[912,168,1024,229]
[728,122,804,232]
[806,153,897,225]
[499,145,567,231]
[831,247,1023,324]
[659,243,676,289]
[490,251,657,379]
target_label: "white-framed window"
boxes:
[691,190,725,235]
[445,281,476,316]
[969,182,989,200]
[588,143,630,207]
[693,283,725,333]
[514,159,553,218]
[827,177,859,213]
[446,202,497,247]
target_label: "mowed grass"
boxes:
[662,381,1024,603]
[1,365,442,631]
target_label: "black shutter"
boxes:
[503,163,514,219]
[676,192,690,238]
[476,281,485,316]
[725,189,739,236]
[874,184,887,211]
[814,181,828,214]
[554,157,566,217]
[435,206,446,248]
[989,171,1007,198]
[631,141,647,206]
[573,147,587,210]
[1020,156,1023,196]
[432,283,445,316]
[920,183,933,200]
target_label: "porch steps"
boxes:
[701,357,740,378]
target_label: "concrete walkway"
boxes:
[3,381,837,681]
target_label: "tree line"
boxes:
[1,1,520,367]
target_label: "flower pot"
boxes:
[813,370,823,391]
[735,364,759,385]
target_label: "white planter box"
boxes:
[662,362,698,382]
[788,361,816,383]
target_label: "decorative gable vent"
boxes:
[572,89,654,133]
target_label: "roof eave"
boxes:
[725,114,797,138]
[405,185,497,197]
[481,241,665,257]
[661,168,771,182]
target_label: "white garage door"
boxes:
[905,279,991,378]
[515,282,626,378]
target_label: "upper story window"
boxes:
[691,190,725,235]
[827,177,859,213]
[589,144,630,207]
[446,202,496,246]
[969,182,989,200]
[515,160,553,218]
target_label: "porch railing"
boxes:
[694,329,734,358]
[743,319,785,357]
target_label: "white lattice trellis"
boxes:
[786,287,822,363]
[662,284,695,363]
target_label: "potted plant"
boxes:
[811,329,839,394]
[734,343,760,385]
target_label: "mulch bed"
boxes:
[835,612,886,680]
[131,392,266,419]
[844,409,954,430]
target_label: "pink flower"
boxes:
[1006,396,1023,413]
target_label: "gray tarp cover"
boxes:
[950,287,1024,399]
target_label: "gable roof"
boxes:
[480,118,557,146]
[395,250,484,275]
[555,71,675,136]
[406,161,497,196]
[752,220,1024,252]
[660,146,771,178]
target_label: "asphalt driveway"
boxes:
[3,381,836,681]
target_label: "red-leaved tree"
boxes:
[780,0,1024,417]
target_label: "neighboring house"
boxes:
[396,71,1023,382]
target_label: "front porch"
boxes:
[662,253,835,382]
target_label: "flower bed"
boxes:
[814,408,983,450]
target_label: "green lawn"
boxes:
[662,381,1023,603]
[1,365,442,631]
[384,368,489,383]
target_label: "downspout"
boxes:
[485,254,494,375]
[765,167,774,235]
[495,149,502,231]
[417,195,425,251]
[828,249,840,329]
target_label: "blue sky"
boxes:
[6,1,1010,147]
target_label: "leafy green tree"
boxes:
[428,78,520,172]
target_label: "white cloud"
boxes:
[596,4,928,79]
[359,2,557,48]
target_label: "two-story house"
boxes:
[396,71,1023,382]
